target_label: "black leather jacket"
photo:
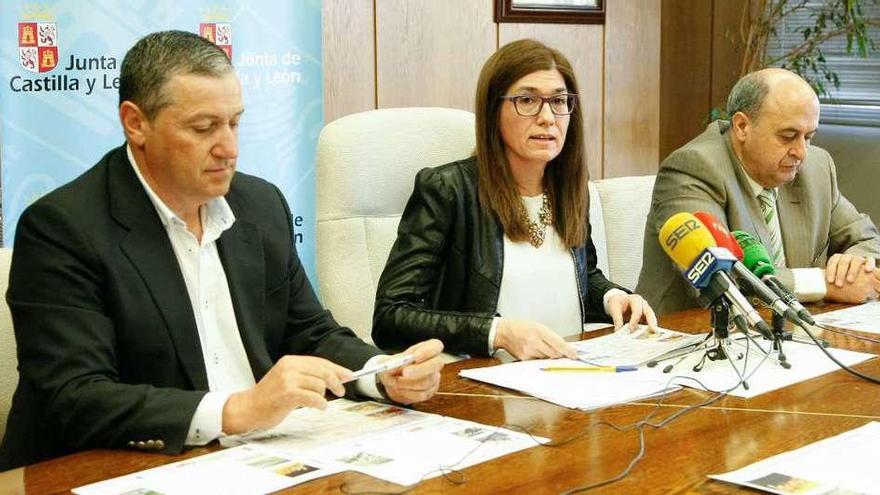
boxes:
[372,157,625,356]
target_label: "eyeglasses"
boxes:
[499,94,579,116]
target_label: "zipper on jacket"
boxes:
[570,249,585,325]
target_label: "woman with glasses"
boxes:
[372,39,658,360]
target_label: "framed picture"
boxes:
[495,0,605,24]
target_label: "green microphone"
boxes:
[732,230,817,326]
[732,231,776,278]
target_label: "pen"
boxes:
[348,354,416,381]
[540,365,638,373]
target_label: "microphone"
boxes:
[694,212,804,327]
[732,231,817,326]
[659,213,773,338]
[693,211,743,260]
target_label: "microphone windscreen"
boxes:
[732,231,776,278]
[659,212,716,269]
[694,211,744,260]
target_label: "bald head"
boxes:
[727,68,821,188]
[727,68,819,122]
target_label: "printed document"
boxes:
[658,337,875,398]
[75,400,543,492]
[573,325,708,367]
[221,398,435,451]
[460,336,876,407]
[459,358,680,410]
[814,301,880,334]
[73,444,340,495]
[309,416,544,486]
[236,400,543,487]
[710,421,880,494]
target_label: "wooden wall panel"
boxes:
[324,0,669,181]
[657,0,747,161]
[499,24,605,181]
[604,0,661,178]
[322,0,375,124]
[375,0,496,110]
[659,0,713,161]
[711,0,748,111]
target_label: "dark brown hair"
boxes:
[120,30,232,120]
[474,39,588,248]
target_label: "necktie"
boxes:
[757,188,786,267]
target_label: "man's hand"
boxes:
[494,319,578,361]
[825,253,876,288]
[379,339,444,404]
[222,355,352,435]
[606,293,659,332]
[825,266,880,304]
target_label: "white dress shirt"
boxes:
[127,146,254,445]
[127,147,382,446]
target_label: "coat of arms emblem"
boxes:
[18,22,58,73]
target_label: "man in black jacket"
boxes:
[0,30,443,469]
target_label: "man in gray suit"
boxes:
[637,68,880,314]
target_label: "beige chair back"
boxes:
[316,108,476,341]
[591,175,657,290]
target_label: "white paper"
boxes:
[459,358,680,410]
[461,336,877,407]
[573,325,708,367]
[73,444,340,495]
[309,416,546,486]
[231,400,544,487]
[710,421,880,494]
[653,337,876,398]
[77,399,542,492]
[221,399,435,451]
[814,301,880,334]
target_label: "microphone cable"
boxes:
[556,310,880,492]
[557,342,772,493]
[793,321,880,385]
[341,333,777,494]
[814,322,880,346]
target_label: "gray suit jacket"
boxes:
[636,121,880,315]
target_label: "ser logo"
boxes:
[18,21,57,73]
[686,250,716,286]
[664,218,699,251]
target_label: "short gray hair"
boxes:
[119,30,233,119]
[726,71,770,119]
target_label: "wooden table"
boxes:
[2,303,878,494]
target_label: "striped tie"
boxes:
[757,188,786,267]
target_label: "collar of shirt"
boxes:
[719,125,778,201]
[739,163,777,201]
[126,145,236,242]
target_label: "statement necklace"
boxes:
[519,192,553,248]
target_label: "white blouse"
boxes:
[495,194,583,338]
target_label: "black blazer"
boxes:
[0,145,380,469]
[372,157,624,357]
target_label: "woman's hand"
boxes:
[494,319,578,361]
[606,294,659,332]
